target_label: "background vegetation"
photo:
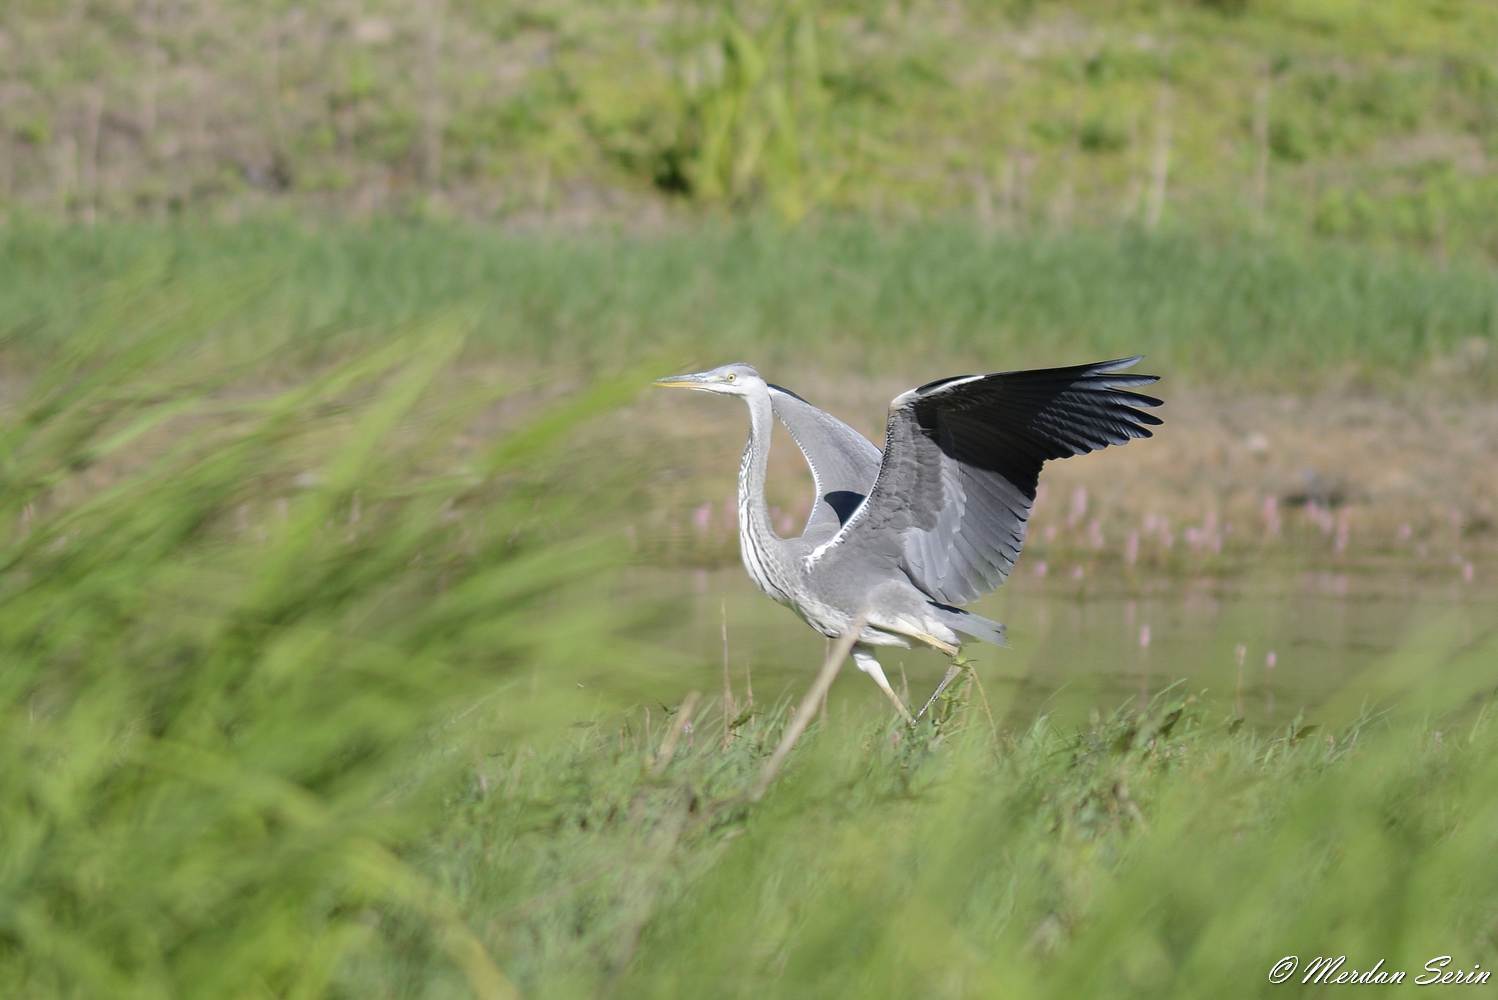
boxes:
[3,220,1495,386]
[4,0,1498,254]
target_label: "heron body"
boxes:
[657,358,1162,720]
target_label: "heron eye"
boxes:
[725,373,736,382]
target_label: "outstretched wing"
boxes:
[807,357,1162,605]
[767,384,882,545]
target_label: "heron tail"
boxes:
[929,603,1007,648]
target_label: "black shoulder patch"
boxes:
[823,490,866,525]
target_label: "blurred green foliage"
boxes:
[0,276,650,994]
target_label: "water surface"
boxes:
[645,562,1492,728]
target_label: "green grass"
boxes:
[4,225,1497,996]
[3,220,1495,386]
[0,283,653,995]
[368,667,1498,998]
[5,1,1498,255]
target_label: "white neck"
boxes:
[737,388,779,547]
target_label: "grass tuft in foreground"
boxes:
[0,282,644,997]
[369,626,1498,998]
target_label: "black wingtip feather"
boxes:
[1090,355,1146,372]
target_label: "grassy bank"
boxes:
[3,220,1495,385]
[6,1,1498,257]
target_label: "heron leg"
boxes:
[852,647,914,724]
[915,663,965,721]
[915,634,961,658]
[876,625,960,658]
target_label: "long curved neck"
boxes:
[738,388,779,548]
[736,385,796,598]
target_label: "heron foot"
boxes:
[915,661,970,722]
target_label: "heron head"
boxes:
[652,362,763,397]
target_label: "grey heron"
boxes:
[655,357,1162,721]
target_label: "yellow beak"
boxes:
[652,373,711,389]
